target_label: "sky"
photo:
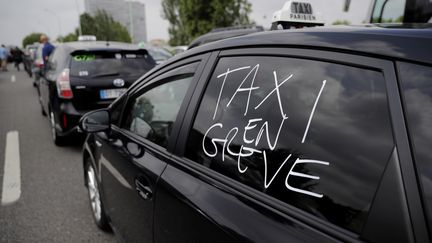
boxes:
[0,0,377,47]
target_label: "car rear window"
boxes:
[70,50,155,78]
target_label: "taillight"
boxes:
[35,59,44,68]
[62,114,68,128]
[56,68,73,99]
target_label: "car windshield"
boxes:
[371,0,406,22]
[70,51,154,77]
[146,46,172,62]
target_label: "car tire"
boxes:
[85,160,111,231]
[41,105,47,116]
[50,111,65,146]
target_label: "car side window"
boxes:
[399,62,432,233]
[185,55,394,233]
[122,71,194,148]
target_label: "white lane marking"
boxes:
[1,131,21,206]
[11,75,16,82]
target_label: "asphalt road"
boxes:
[0,65,116,242]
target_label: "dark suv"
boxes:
[39,41,156,145]
[80,27,432,242]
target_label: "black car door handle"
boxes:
[135,178,152,200]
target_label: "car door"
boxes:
[154,48,425,242]
[96,54,210,242]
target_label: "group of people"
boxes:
[0,45,25,72]
[0,44,9,71]
[0,34,54,73]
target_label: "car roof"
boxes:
[60,41,142,53]
[181,25,432,66]
[188,26,264,49]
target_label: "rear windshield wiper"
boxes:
[91,72,120,78]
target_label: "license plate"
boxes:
[99,88,127,99]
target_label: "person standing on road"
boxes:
[40,35,54,66]
[0,44,9,71]
[11,47,24,71]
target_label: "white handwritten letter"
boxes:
[301,80,326,143]
[255,72,292,119]
[213,66,251,120]
[226,64,260,116]
[243,118,263,144]
[255,116,288,150]
[236,145,261,173]
[202,123,223,157]
[263,151,292,189]
[285,158,330,198]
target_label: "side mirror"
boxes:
[79,109,110,133]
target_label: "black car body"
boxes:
[39,41,156,145]
[80,26,432,243]
[188,25,264,49]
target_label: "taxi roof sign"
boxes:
[271,1,324,30]
[78,35,97,41]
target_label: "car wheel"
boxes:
[41,104,47,116]
[33,76,38,87]
[85,160,110,231]
[50,111,64,146]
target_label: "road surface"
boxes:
[0,66,116,242]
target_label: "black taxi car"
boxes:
[39,41,156,145]
[79,26,432,242]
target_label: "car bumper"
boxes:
[56,102,89,136]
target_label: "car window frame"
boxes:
[114,53,212,154]
[171,47,428,242]
[395,61,432,242]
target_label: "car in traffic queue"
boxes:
[32,43,50,87]
[23,43,39,78]
[79,25,432,243]
[39,41,156,145]
[139,43,173,65]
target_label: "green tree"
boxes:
[63,11,131,43]
[371,15,404,23]
[22,32,45,47]
[162,0,252,46]
[162,0,188,46]
[80,13,98,37]
[395,15,404,22]
[61,32,79,42]
[332,20,351,25]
